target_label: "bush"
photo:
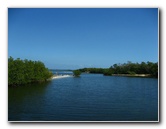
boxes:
[73,70,81,77]
[8,57,53,86]
[103,69,113,76]
[127,71,136,75]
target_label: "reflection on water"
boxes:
[8,73,158,121]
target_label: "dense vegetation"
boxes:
[8,57,53,86]
[73,70,81,77]
[108,61,158,77]
[77,61,158,78]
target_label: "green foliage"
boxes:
[76,61,158,78]
[8,56,53,86]
[103,69,113,76]
[73,70,81,77]
[78,68,105,74]
[127,71,136,75]
[109,61,158,77]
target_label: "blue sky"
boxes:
[8,8,158,69]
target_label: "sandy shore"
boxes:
[112,74,151,77]
[52,75,73,79]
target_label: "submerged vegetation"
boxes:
[8,57,53,86]
[77,61,158,78]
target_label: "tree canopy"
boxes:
[73,70,81,77]
[109,61,158,77]
[77,61,158,78]
[8,57,53,86]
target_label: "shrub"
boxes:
[73,70,81,77]
[8,56,53,86]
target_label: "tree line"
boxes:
[77,61,158,78]
[8,57,53,86]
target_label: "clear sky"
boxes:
[8,8,158,69]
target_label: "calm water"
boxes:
[8,73,158,121]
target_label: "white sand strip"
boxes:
[52,75,73,79]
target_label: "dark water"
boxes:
[8,73,158,121]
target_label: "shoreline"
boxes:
[112,74,152,77]
[51,75,73,79]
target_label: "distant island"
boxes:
[75,61,158,78]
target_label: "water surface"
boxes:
[8,73,158,121]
